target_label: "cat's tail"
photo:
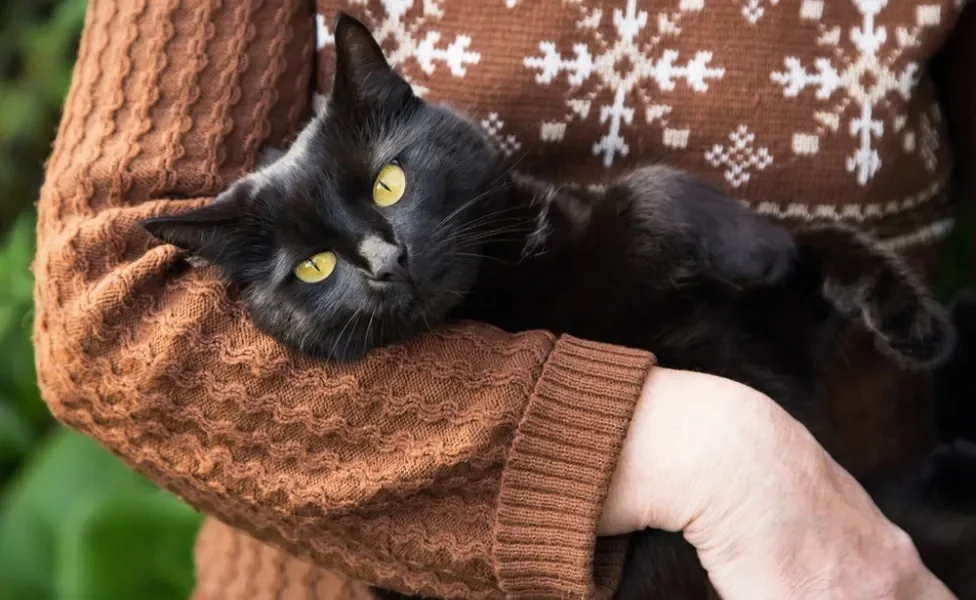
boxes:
[792,225,955,369]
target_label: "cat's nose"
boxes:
[358,235,409,283]
[374,247,408,282]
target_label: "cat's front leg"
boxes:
[618,165,797,287]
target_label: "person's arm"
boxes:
[33,1,654,598]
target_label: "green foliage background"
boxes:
[0,2,972,600]
[1,2,204,599]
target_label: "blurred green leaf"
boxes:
[0,429,203,600]
[0,429,147,599]
[0,3,200,600]
[0,213,46,433]
[0,206,202,600]
[0,211,45,488]
[0,398,34,462]
[58,492,201,600]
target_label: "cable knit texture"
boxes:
[33,0,976,599]
[33,0,654,598]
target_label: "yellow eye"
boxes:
[293,251,337,283]
[373,163,406,207]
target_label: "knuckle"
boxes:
[888,525,923,569]
[869,527,924,598]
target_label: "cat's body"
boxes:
[142,14,976,600]
[455,168,976,600]
[457,170,951,432]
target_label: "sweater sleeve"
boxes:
[32,1,655,598]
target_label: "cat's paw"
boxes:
[872,294,956,369]
[797,225,956,368]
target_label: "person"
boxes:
[32,0,974,598]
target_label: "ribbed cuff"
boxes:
[493,335,655,599]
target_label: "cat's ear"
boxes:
[141,182,250,265]
[331,12,414,108]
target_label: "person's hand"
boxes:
[599,367,956,600]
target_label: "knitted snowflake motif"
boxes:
[316,0,481,97]
[521,0,725,168]
[770,0,942,185]
[740,0,781,24]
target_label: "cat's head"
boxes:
[142,13,507,359]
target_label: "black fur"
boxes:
[142,14,976,600]
[935,288,976,445]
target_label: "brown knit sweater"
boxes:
[33,1,976,599]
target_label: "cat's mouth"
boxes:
[366,280,414,300]
[362,261,462,317]
[364,274,418,309]
[365,271,413,292]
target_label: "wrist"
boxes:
[600,367,787,535]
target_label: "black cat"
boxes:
[142,14,976,600]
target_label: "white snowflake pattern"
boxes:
[316,13,334,51]
[316,0,481,97]
[770,0,939,185]
[741,0,780,24]
[705,125,773,187]
[522,0,724,167]
[480,112,522,156]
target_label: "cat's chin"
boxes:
[362,285,419,317]
[364,278,416,307]
[307,307,441,361]
[365,272,467,320]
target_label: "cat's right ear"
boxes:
[331,12,414,109]
[141,183,250,265]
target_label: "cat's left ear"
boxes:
[141,181,251,266]
[331,12,414,109]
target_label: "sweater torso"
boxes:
[314,0,961,267]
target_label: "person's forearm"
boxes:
[600,367,957,600]
[34,1,654,597]
[599,367,784,536]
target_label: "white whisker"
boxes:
[329,307,362,359]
